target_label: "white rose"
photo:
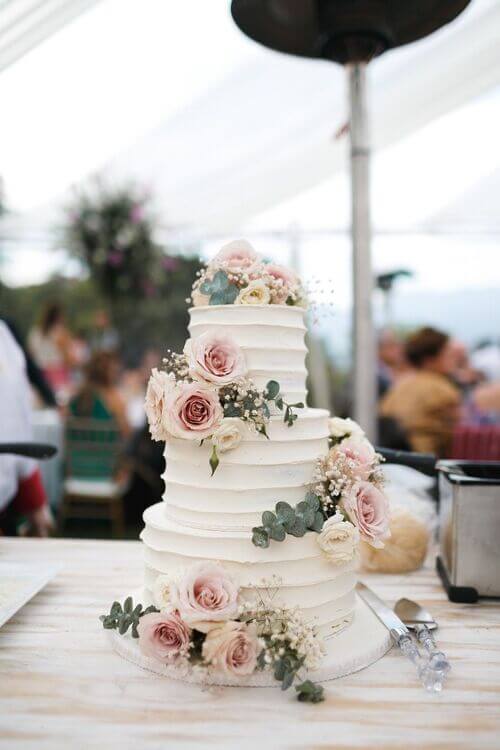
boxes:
[211,418,243,453]
[144,369,176,441]
[328,416,365,440]
[152,574,173,609]
[235,280,271,305]
[317,512,360,565]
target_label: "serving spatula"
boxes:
[395,598,451,676]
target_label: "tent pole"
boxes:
[348,62,376,439]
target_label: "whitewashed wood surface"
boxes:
[0,537,499,750]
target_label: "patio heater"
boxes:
[231,0,471,439]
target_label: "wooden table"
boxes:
[1,538,499,750]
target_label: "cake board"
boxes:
[108,594,392,687]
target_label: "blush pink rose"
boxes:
[172,563,239,628]
[164,382,223,440]
[144,368,175,441]
[202,621,260,677]
[335,436,376,481]
[342,480,391,549]
[137,611,191,662]
[265,264,298,287]
[213,239,259,274]
[184,332,246,385]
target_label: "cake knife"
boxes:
[356,582,444,692]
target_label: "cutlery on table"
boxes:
[356,582,445,692]
[395,598,451,676]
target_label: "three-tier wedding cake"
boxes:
[102,241,391,703]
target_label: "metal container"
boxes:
[436,461,500,602]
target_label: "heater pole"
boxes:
[349,62,376,439]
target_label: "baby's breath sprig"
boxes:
[162,350,190,381]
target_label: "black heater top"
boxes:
[231,0,472,64]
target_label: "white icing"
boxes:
[189,305,308,403]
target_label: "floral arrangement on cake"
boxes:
[189,239,306,307]
[100,564,325,703]
[145,331,304,474]
[252,417,390,559]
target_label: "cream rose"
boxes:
[211,418,243,453]
[342,481,391,549]
[164,382,223,440]
[236,280,271,305]
[144,369,176,441]
[171,562,239,628]
[137,611,191,662]
[328,417,365,440]
[152,574,173,610]
[212,239,259,274]
[184,332,246,385]
[202,621,260,677]
[317,513,360,565]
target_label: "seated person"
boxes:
[380,327,461,458]
[69,352,131,437]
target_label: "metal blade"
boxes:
[356,582,409,640]
[395,598,437,627]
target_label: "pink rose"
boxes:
[137,611,191,662]
[202,621,260,677]
[184,332,246,385]
[213,239,259,274]
[172,563,239,628]
[144,368,176,441]
[265,264,298,287]
[164,382,223,440]
[342,481,390,549]
[335,436,376,480]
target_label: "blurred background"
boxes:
[1,0,499,539]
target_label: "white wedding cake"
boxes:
[102,241,391,701]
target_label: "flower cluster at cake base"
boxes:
[145,330,303,474]
[189,240,307,308]
[100,563,324,703]
[252,417,390,560]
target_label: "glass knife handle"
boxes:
[393,630,444,692]
[414,624,451,676]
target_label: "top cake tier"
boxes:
[189,304,308,405]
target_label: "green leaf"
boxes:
[210,284,239,305]
[110,601,122,617]
[305,490,319,509]
[275,396,284,411]
[274,659,286,682]
[268,523,286,542]
[288,516,307,537]
[275,501,294,525]
[131,623,139,639]
[209,444,220,476]
[123,596,133,614]
[262,510,276,527]
[210,270,230,292]
[311,511,325,533]
[132,603,143,617]
[265,380,280,400]
[289,402,305,409]
[281,669,295,691]
[224,403,241,418]
[142,605,160,616]
[252,527,270,548]
[295,680,325,703]
[118,614,131,634]
[296,501,314,527]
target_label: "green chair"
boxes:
[59,417,126,538]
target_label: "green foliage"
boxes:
[251,492,325,548]
[99,597,159,638]
[295,680,325,703]
[200,270,239,305]
[264,380,304,427]
[209,444,220,476]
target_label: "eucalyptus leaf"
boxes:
[209,444,220,476]
[210,270,230,292]
[252,527,270,548]
[281,670,295,691]
[275,501,294,525]
[110,601,122,617]
[265,380,280,400]
[123,596,133,614]
[305,491,320,511]
[274,659,286,682]
[289,516,307,537]
[312,511,325,533]
[262,510,276,527]
[268,524,286,542]
[275,396,284,411]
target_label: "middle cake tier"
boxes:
[162,407,330,532]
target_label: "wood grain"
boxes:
[0,538,499,750]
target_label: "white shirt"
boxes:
[0,321,36,511]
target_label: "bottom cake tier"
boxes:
[141,501,357,636]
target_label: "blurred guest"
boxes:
[28,302,78,398]
[380,327,461,457]
[2,318,57,408]
[69,351,131,437]
[471,340,500,383]
[89,309,119,353]
[467,381,500,424]
[449,340,483,391]
[0,320,53,536]
[377,328,409,397]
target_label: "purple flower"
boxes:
[107,250,124,267]
[162,256,179,272]
[130,204,144,224]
